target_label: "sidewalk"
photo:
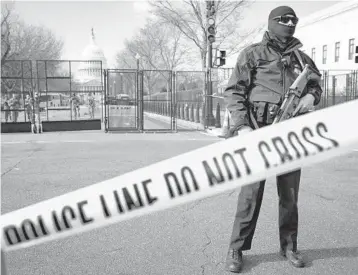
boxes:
[144,112,227,137]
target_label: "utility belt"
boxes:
[248,101,281,127]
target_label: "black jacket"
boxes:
[224,31,323,128]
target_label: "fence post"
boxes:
[324,71,328,108]
[215,102,221,128]
[184,104,188,121]
[195,103,200,123]
[190,104,195,122]
[180,104,184,119]
[201,101,206,126]
[332,76,336,106]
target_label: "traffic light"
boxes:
[206,1,216,44]
[217,50,226,66]
[355,46,358,63]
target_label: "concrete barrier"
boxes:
[42,120,101,132]
[1,122,32,133]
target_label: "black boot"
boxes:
[225,249,243,273]
[280,249,305,268]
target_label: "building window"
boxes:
[311,48,316,61]
[322,45,327,64]
[348,38,355,60]
[335,42,340,62]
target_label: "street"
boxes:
[1,131,358,275]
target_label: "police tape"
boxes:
[1,100,358,252]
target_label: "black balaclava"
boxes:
[268,6,297,43]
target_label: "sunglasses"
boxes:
[273,15,299,25]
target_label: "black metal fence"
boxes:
[141,69,174,131]
[164,69,358,127]
[142,68,231,128]
[2,61,356,131]
[316,70,358,110]
[104,69,139,131]
[1,60,104,124]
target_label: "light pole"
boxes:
[135,53,141,99]
[119,73,123,95]
[113,80,116,97]
[205,0,216,127]
[135,53,142,130]
[135,53,140,71]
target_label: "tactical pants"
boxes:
[229,117,301,252]
[26,107,32,121]
[12,110,18,122]
[229,170,301,252]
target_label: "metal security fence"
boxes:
[1,60,104,124]
[1,60,35,123]
[317,70,358,110]
[173,71,206,125]
[141,70,209,128]
[104,69,139,132]
[141,69,174,131]
[3,62,355,132]
[138,68,358,130]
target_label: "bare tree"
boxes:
[1,1,63,66]
[6,21,63,61]
[115,20,190,96]
[148,0,258,70]
[1,3,14,63]
[1,4,64,102]
[116,20,188,71]
[115,48,136,69]
[140,20,189,70]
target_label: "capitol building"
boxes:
[72,28,108,104]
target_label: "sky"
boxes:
[7,0,342,67]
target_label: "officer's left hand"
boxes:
[293,94,315,116]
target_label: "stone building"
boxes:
[73,28,108,104]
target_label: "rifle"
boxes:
[273,64,321,124]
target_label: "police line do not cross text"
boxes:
[1,100,358,252]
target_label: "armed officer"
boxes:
[224,6,323,273]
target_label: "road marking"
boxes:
[1,140,95,144]
[63,140,95,143]
[1,137,216,144]
[1,141,25,144]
